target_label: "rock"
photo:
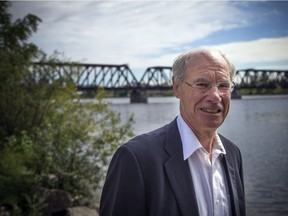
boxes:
[66,206,98,216]
[32,187,73,215]
[45,189,72,214]
[73,198,98,210]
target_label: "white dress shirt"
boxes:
[177,115,231,216]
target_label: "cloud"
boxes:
[209,37,288,69]
[9,1,288,73]
[11,2,247,60]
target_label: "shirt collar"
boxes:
[176,115,226,160]
[214,132,226,155]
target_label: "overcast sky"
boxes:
[10,1,288,78]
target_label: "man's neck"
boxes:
[192,128,216,154]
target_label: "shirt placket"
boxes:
[212,152,225,216]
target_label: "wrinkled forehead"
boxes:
[186,50,227,68]
[184,50,231,80]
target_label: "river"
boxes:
[107,95,288,216]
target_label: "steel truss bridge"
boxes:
[32,63,288,102]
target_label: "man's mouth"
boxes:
[200,108,221,113]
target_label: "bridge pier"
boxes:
[130,89,148,103]
[231,86,242,99]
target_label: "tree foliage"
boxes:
[0,1,134,213]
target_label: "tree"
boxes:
[0,1,134,214]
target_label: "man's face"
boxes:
[173,53,232,134]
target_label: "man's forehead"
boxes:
[186,50,225,65]
[185,60,230,80]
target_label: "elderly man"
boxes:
[100,49,246,216]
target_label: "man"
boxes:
[99,49,246,216]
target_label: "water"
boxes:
[107,95,288,216]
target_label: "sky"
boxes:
[9,1,288,78]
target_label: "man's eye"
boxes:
[195,82,209,89]
[218,83,230,89]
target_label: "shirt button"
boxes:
[215,199,221,205]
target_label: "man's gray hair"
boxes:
[172,49,235,82]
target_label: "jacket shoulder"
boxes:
[124,118,179,151]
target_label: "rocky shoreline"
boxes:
[0,188,99,216]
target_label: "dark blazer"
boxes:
[100,118,246,216]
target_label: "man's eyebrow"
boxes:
[194,78,209,82]
[193,77,230,82]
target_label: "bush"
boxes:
[0,1,134,214]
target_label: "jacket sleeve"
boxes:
[99,144,146,216]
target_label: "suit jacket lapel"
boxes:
[222,144,240,216]
[164,119,199,216]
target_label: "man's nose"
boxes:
[205,85,222,102]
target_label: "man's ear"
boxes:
[172,76,180,98]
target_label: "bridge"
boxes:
[32,63,288,103]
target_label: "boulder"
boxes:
[32,187,72,215]
[66,206,98,216]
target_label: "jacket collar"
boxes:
[221,138,241,216]
[164,119,200,216]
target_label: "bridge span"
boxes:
[32,63,288,103]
